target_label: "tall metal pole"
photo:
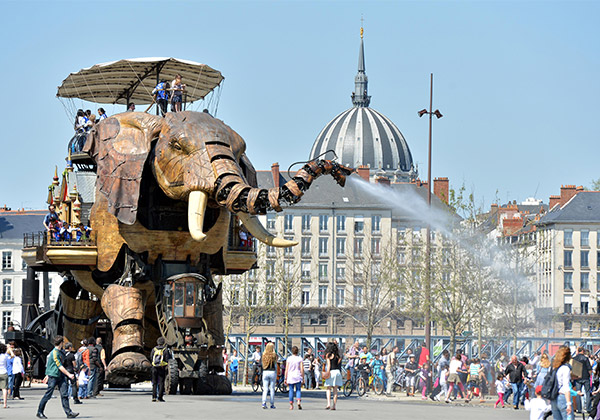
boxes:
[425,73,433,359]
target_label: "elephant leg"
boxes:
[202,287,225,372]
[101,284,151,385]
[60,282,103,347]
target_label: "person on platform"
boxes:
[152,80,170,116]
[150,337,170,402]
[43,205,59,231]
[127,103,135,112]
[170,74,185,112]
[97,108,108,121]
[74,110,87,132]
[36,336,79,419]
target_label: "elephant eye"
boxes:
[170,140,183,151]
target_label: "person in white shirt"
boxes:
[494,373,506,408]
[445,353,466,403]
[550,346,572,420]
[525,385,551,420]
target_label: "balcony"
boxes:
[22,231,97,270]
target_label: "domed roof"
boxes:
[309,30,415,178]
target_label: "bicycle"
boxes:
[356,373,385,396]
[251,365,263,393]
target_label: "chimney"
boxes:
[271,162,280,188]
[433,177,449,204]
[357,165,370,182]
[560,185,577,207]
[375,176,390,186]
[549,195,561,210]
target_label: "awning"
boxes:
[57,57,224,105]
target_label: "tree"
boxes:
[591,178,600,191]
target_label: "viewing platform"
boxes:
[22,231,97,271]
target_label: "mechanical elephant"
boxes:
[74,111,352,390]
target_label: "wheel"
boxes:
[180,377,193,395]
[343,380,353,397]
[373,377,384,395]
[165,359,179,395]
[357,377,366,397]
[277,381,288,394]
[251,372,262,392]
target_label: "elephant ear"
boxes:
[84,113,163,225]
[239,153,257,188]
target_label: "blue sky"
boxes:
[1,0,598,210]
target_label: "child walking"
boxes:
[495,373,506,408]
[524,385,551,420]
[78,367,89,399]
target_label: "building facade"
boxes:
[0,209,63,341]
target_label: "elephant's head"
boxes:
[84,111,352,247]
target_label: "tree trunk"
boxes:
[243,316,251,386]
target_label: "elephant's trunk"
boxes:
[215,158,353,223]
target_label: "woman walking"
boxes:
[550,346,573,420]
[261,343,277,409]
[284,346,303,410]
[12,348,24,400]
[324,341,342,410]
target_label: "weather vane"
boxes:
[361,15,364,38]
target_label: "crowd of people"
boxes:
[151,74,186,116]
[43,205,92,244]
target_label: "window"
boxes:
[413,227,422,242]
[398,251,406,265]
[284,214,293,232]
[412,247,420,261]
[335,287,345,307]
[581,251,589,268]
[371,287,380,304]
[266,245,276,257]
[371,238,381,256]
[581,230,590,247]
[1,311,11,332]
[371,215,381,233]
[266,214,275,230]
[301,287,310,306]
[21,259,27,271]
[319,215,329,232]
[354,238,363,257]
[248,285,258,306]
[336,263,345,280]
[564,320,572,332]
[302,215,311,232]
[247,288,257,306]
[336,215,346,232]
[247,269,256,280]
[564,272,573,290]
[301,261,311,279]
[354,286,363,306]
[266,260,275,280]
[564,229,573,247]
[301,237,311,257]
[581,301,589,314]
[581,272,590,290]
[564,303,572,314]
[397,227,407,242]
[318,286,327,306]
[284,238,293,256]
[2,279,11,303]
[251,313,275,325]
[231,285,240,306]
[283,261,293,277]
[1,252,12,270]
[564,250,573,267]
[265,285,274,306]
[336,238,346,257]
[318,263,328,280]
[319,237,328,256]
[354,216,364,234]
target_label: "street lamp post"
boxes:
[418,73,443,362]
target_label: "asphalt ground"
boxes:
[3,384,531,420]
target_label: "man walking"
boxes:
[505,355,526,410]
[95,337,107,397]
[385,346,398,395]
[150,337,170,402]
[63,343,82,405]
[573,347,592,415]
[36,336,79,419]
[86,337,100,398]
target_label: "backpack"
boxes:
[541,364,570,400]
[152,347,167,367]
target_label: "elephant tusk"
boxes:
[188,190,208,242]
[237,213,298,248]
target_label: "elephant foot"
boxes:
[194,374,232,395]
[106,352,152,385]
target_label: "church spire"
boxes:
[352,24,371,107]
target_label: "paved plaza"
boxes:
[5,385,532,420]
